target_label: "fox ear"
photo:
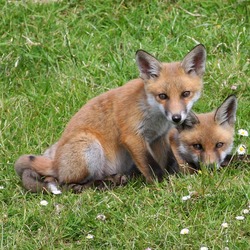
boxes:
[181,44,206,77]
[136,50,162,80]
[177,111,200,132]
[214,95,237,126]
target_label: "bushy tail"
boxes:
[14,155,58,193]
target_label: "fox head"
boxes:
[175,95,237,170]
[136,44,206,124]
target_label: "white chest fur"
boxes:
[137,94,173,143]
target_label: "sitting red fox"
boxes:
[14,44,207,193]
[168,95,237,174]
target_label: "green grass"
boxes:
[1,0,249,249]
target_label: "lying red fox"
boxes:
[169,95,237,174]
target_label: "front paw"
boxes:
[153,167,164,182]
[146,168,164,183]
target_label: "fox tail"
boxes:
[14,155,59,193]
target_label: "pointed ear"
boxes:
[136,50,162,80]
[177,111,200,132]
[181,44,206,77]
[214,95,237,126]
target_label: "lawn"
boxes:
[0,0,249,249]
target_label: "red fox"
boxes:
[14,44,206,193]
[168,95,237,174]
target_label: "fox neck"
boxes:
[137,93,174,143]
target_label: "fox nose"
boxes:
[172,114,182,123]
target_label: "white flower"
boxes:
[224,247,230,250]
[182,195,191,201]
[231,85,237,90]
[40,200,48,206]
[238,129,249,137]
[242,209,249,214]
[221,222,229,228]
[96,214,106,221]
[237,144,246,155]
[235,215,245,220]
[48,183,62,195]
[86,234,94,239]
[200,247,209,250]
[52,190,62,195]
[0,186,4,190]
[145,248,152,250]
[180,228,189,235]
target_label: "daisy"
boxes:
[40,200,48,206]
[200,247,209,250]
[237,144,246,155]
[180,228,189,235]
[96,214,106,221]
[242,209,249,214]
[182,195,191,201]
[221,222,229,228]
[235,216,245,220]
[86,234,94,239]
[238,129,248,137]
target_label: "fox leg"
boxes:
[65,174,128,193]
[122,135,165,183]
[103,174,128,185]
[92,174,128,190]
[150,135,180,174]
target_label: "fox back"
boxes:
[169,95,237,173]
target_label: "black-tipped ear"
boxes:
[181,44,206,77]
[136,50,162,80]
[214,95,237,126]
[177,111,200,132]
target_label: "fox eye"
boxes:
[182,91,191,98]
[216,142,224,148]
[158,93,168,100]
[150,74,158,78]
[193,144,203,150]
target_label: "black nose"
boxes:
[172,114,182,123]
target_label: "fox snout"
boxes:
[165,111,187,125]
[198,152,221,170]
[164,100,189,125]
[200,161,221,170]
[187,155,221,171]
